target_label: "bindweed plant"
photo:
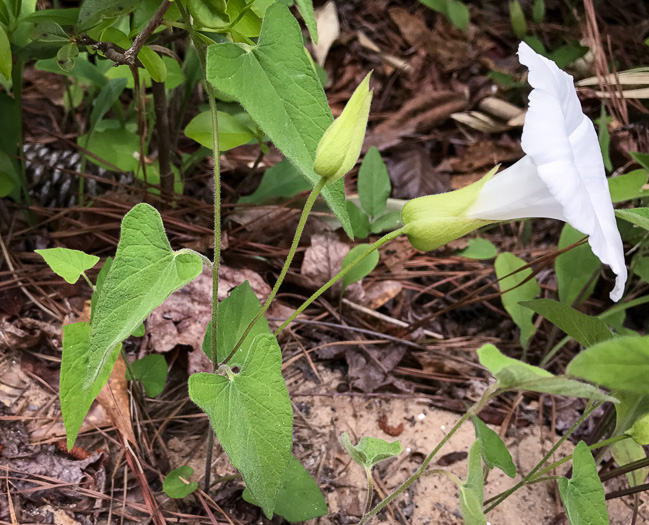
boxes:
[30,2,649,524]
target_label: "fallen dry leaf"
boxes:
[387,147,450,200]
[449,140,521,174]
[313,0,339,66]
[96,355,136,446]
[298,232,350,296]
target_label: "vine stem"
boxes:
[275,227,406,336]
[221,177,327,366]
[358,385,498,525]
[483,400,602,513]
[177,0,220,493]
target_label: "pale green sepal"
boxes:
[403,216,493,252]
[314,72,373,183]
[401,166,498,251]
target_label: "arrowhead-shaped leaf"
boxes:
[201,281,272,365]
[87,203,203,389]
[567,336,649,394]
[125,354,168,397]
[340,432,402,469]
[459,439,487,525]
[478,344,616,402]
[242,455,328,522]
[471,416,515,478]
[60,322,121,449]
[36,247,99,284]
[558,441,609,525]
[189,334,293,518]
[521,299,613,348]
[205,3,352,237]
[495,252,540,348]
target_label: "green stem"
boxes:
[358,386,497,525]
[275,227,406,337]
[364,467,373,515]
[80,271,96,292]
[484,401,601,513]
[529,434,629,481]
[178,0,220,493]
[425,469,463,487]
[221,177,327,366]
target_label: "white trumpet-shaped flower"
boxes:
[402,42,627,301]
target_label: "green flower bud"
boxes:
[401,166,498,251]
[314,73,373,183]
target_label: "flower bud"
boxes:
[314,73,373,183]
[401,167,497,251]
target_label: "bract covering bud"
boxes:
[401,167,498,251]
[314,73,373,183]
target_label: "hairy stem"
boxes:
[275,227,406,336]
[221,177,327,366]
[178,0,220,492]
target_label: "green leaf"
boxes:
[598,106,612,172]
[90,257,112,321]
[242,455,328,522]
[558,441,608,525]
[509,0,527,39]
[0,172,15,198]
[532,0,545,23]
[87,204,203,389]
[341,244,379,291]
[616,208,649,231]
[104,56,185,90]
[125,354,167,397]
[458,238,497,260]
[477,344,615,401]
[131,323,145,337]
[556,224,600,305]
[0,25,12,79]
[630,151,649,171]
[628,413,649,445]
[370,210,402,234]
[56,42,79,72]
[202,280,272,365]
[611,439,648,488]
[163,466,198,498]
[608,169,648,202]
[447,0,470,32]
[346,201,370,239]
[35,247,99,284]
[189,334,293,518]
[238,159,312,204]
[31,21,70,42]
[471,416,515,478]
[520,299,613,348]
[294,0,318,43]
[495,252,540,348]
[77,0,142,31]
[186,0,227,28]
[634,255,649,284]
[184,110,257,152]
[22,7,81,25]
[459,440,486,525]
[205,3,352,237]
[60,322,121,449]
[80,127,139,172]
[358,146,391,219]
[567,336,649,394]
[89,77,127,133]
[139,45,166,83]
[340,432,401,469]
[36,53,108,87]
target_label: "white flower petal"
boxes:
[517,42,627,301]
[465,156,567,222]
